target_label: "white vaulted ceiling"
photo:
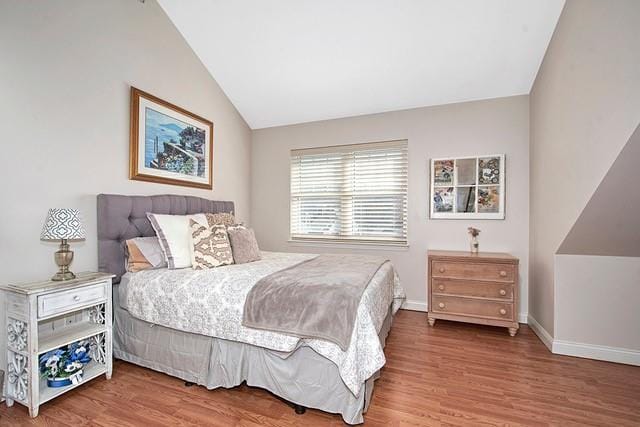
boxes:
[158,0,564,129]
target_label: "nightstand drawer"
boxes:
[431,295,514,321]
[432,261,515,282]
[432,279,513,300]
[38,282,106,318]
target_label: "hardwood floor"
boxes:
[2,310,639,426]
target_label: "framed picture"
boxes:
[429,154,505,219]
[129,87,213,189]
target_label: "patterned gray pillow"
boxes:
[189,220,233,269]
[227,227,261,264]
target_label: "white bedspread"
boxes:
[122,251,405,396]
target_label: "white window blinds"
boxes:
[290,140,408,245]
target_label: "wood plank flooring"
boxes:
[1,310,639,426]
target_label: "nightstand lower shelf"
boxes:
[39,362,107,405]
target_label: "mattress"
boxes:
[118,251,405,395]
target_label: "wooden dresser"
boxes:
[427,250,519,336]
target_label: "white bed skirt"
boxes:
[112,288,393,425]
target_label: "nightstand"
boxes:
[2,272,114,417]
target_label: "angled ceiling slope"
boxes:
[158,0,564,129]
[558,122,640,257]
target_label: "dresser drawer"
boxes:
[38,282,106,318]
[432,261,515,282]
[432,279,513,300]
[431,295,514,321]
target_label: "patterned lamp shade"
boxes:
[40,208,86,241]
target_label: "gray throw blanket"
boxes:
[242,254,387,351]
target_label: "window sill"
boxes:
[287,239,410,251]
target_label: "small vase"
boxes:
[470,236,479,253]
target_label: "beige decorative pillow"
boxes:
[125,240,152,272]
[227,227,261,264]
[205,212,236,227]
[190,220,233,269]
[124,237,167,272]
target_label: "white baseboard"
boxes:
[553,340,640,366]
[526,315,640,365]
[401,299,426,312]
[527,315,553,351]
[399,307,639,366]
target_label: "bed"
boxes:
[97,194,404,424]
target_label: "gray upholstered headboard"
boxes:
[97,194,234,283]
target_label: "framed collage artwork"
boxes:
[429,154,505,219]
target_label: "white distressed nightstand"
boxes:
[1,272,114,417]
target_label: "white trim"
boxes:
[373,304,640,366]
[524,315,640,366]
[552,340,640,366]
[287,240,409,251]
[527,314,554,351]
[401,299,427,312]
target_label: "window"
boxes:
[290,140,408,245]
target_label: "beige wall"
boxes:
[0,0,251,392]
[558,124,640,257]
[529,0,640,335]
[554,255,640,363]
[0,0,252,284]
[252,96,530,316]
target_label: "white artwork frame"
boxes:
[429,154,505,219]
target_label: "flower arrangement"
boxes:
[467,227,481,237]
[39,340,92,387]
[467,227,481,253]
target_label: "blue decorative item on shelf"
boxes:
[39,340,92,388]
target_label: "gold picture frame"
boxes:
[129,87,214,189]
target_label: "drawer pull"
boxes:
[438,285,445,291]
[438,302,445,309]
[499,308,507,316]
[73,295,80,301]
[499,271,507,277]
[499,289,507,296]
[439,267,445,273]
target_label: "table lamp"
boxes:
[40,208,86,281]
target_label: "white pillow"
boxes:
[147,213,208,269]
